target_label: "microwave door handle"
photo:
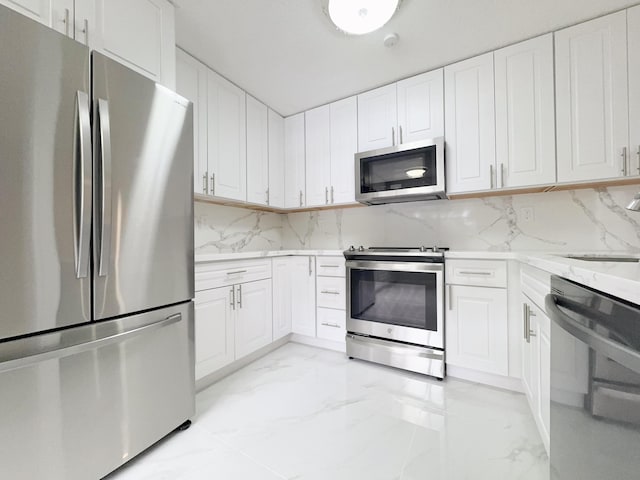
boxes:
[96,98,112,277]
[545,294,640,374]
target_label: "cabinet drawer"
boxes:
[195,259,272,291]
[317,308,346,342]
[316,256,346,277]
[446,259,507,288]
[316,276,346,309]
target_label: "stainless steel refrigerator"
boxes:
[0,6,195,479]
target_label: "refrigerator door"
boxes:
[0,301,195,480]
[92,52,194,320]
[0,6,92,340]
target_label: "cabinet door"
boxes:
[0,0,72,34]
[396,69,444,143]
[330,96,358,204]
[291,256,316,337]
[521,296,538,406]
[357,83,397,151]
[194,287,234,380]
[235,279,273,359]
[268,109,285,208]
[445,53,496,193]
[537,307,551,451]
[446,285,508,375]
[317,307,346,343]
[272,257,292,340]
[176,49,208,195]
[555,11,629,182]
[627,6,640,176]
[93,0,176,88]
[305,105,332,207]
[495,34,556,188]
[284,113,306,208]
[246,95,269,205]
[207,70,247,201]
[73,0,92,45]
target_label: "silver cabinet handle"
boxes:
[320,290,340,295]
[266,188,270,205]
[230,287,235,310]
[523,303,528,341]
[226,270,247,276]
[82,18,89,46]
[637,145,640,174]
[330,186,334,204]
[489,164,494,189]
[237,284,242,308]
[448,284,453,310]
[392,126,396,146]
[74,91,92,279]
[210,173,215,196]
[399,125,403,144]
[621,147,628,176]
[500,163,505,188]
[63,8,70,36]
[202,173,208,195]
[321,322,341,328]
[320,264,340,268]
[325,186,329,205]
[299,190,303,207]
[96,98,112,278]
[458,271,492,276]
[308,257,313,276]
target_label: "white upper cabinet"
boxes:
[555,11,629,183]
[445,53,496,194]
[627,6,640,176]
[396,69,444,144]
[329,96,358,204]
[207,70,247,201]
[357,84,398,151]
[0,0,72,35]
[495,34,556,188]
[284,113,306,208]
[246,95,269,206]
[268,109,285,208]
[176,49,208,195]
[93,0,176,88]
[305,105,332,207]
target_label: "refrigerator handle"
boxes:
[96,98,112,277]
[74,91,92,279]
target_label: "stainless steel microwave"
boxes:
[355,137,446,205]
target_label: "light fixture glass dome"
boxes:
[328,0,400,35]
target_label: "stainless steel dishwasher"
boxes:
[546,276,640,480]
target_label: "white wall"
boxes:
[194,185,640,254]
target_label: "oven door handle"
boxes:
[346,260,443,273]
[545,294,640,374]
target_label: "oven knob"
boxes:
[420,246,427,252]
[358,245,365,252]
[348,245,355,251]
[432,246,439,252]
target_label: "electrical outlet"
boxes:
[520,207,534,223]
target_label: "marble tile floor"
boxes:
[105,343,549,480]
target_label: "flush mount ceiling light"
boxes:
[405,167,427,179]
[326,0,401,35]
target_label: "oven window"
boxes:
[350,269,437,330]
[360,145,437,193]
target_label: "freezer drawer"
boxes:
[0,302,195,480]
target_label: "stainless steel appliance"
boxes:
[546,276,640,480]
[344,246,446,378]
[0,6,195,479]
[355,137,446,205]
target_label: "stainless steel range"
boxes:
[344,246,447,379]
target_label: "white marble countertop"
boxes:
[195,249,640,304]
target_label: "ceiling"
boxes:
[175,0,638,117]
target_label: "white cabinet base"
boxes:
[290,333,346,353]
[446,365,525,393]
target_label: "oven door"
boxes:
[346,260,444,349]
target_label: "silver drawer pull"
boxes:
[226,270,247,276]
[458,271,492,276]
[321,290,340,295]
[320,265,340,268]
[321,322,341,328]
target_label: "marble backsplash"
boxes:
[194,184,640,254]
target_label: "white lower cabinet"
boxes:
[446,285,508,376]
[290,256,316,336]
[272,257,292,340]
[317,308,346,343]
[234,279,273,358]
[194,286,234,380]
[315,257,347,344]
